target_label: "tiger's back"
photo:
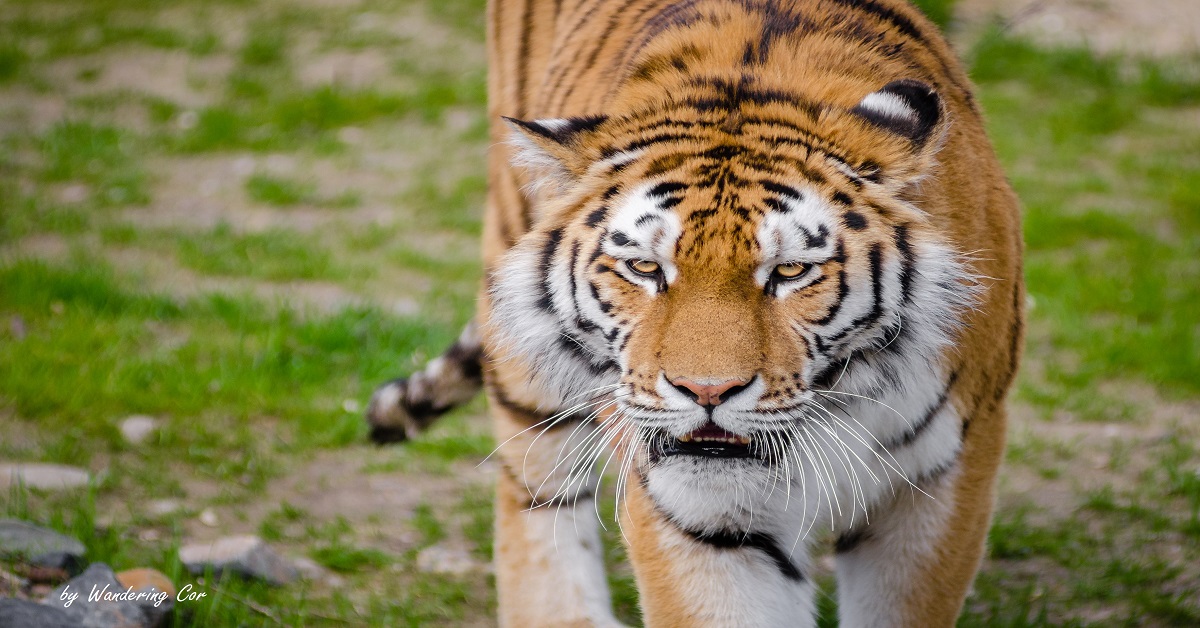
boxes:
[371,1,1022,625]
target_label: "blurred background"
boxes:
[0,0,1197,625]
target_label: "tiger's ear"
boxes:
[504,115,608,195]
[850,80,942,145]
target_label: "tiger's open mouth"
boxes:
[652,422,764,461]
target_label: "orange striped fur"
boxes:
[369,1,1022,625]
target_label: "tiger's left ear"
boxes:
[504,115,608,196]
[850,80,942,145]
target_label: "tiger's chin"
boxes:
[639,431,792,532]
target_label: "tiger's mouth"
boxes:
[651,422,764,461]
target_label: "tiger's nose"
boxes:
[669,377,752,408]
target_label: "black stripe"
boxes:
[814,241,848,325]
[763,197,788,214]
[881,370,959,451]
[535,228,564,312]
[514,0,533,119]
[834,527,871,554]
[585,205,609,227]
[894,224,915,303]
[557,334,618,375]
[648,181,687,196]
[762,181,803,200]
[838,244,884,337]
[686,529,804,582]
[487,382,580,427]
[829,0,932,49]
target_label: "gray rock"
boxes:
[291,556,344,588]
[0,598,76,628]
[0,463,90,491]
[178,535,296,585]
[145,499,183,518]
[45,563,149,628]
[415,545,488,576]
[0,520,86,570]
[118,416,159,446]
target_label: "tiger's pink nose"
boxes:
[669,377,752,407]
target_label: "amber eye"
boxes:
[627,259,661,276]
[774,262,809,280]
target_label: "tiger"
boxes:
[366,0,1024,625]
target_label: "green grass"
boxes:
[244,173,317,207]
[910,0,957,30]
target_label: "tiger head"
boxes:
[486,78,978,521]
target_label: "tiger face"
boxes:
[486,80,976,529]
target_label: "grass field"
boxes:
[1,0,1198,625]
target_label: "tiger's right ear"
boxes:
[504,115,608,195]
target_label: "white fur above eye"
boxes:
[602,183,685,291]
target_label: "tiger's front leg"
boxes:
[621,464,818,627]
[488,379,624,627]
[834,405,1007,628]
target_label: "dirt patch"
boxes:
[180,446,493,553]
[956,0,1200,57]
[42,48,233,111]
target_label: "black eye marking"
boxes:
[762,181,803,201]
[763,197,788,213]
[585,206,609,227]
[648,181,686,197]
[844,210,868,230]
[610,231,631,246]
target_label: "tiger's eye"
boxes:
[775,263,808,279]
[629,259,661,275]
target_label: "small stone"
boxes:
[290,556,344,587]
[146,499,183,518]
[0,598,75,628]
[118,416,159,445]
[415,545,487,576]
[179,535,297,585]
[115,568,176,598]
[46,563,149,628]
[198,508,218,527]
[58,184,90,204]
[290,556,325,580]
[0,520,86,569]
[116,568,175,627]
[0,463,90,491]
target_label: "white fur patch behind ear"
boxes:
[850,80,941,144]
[504,115,607,201]
[857,92,918,124]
